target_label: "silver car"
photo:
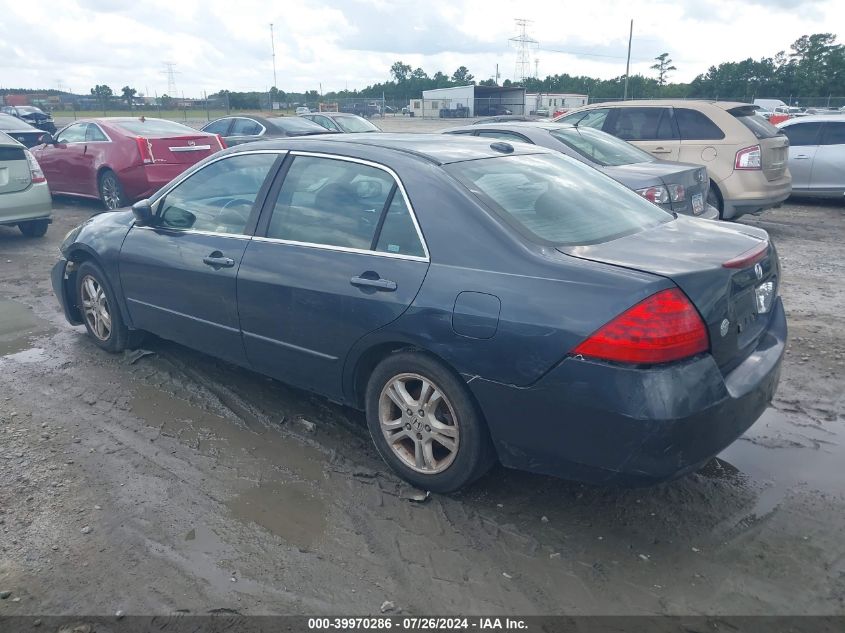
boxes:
[0,131,52,237]
[778,115,845,198]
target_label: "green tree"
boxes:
[120,85,137,106]
[90,84,113,99]
[411,67,428,80]
[390,61,412,83]
[651,53,677,87]
[451,66,474,84]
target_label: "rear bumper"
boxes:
[469,297,786,485]
[118,163,193,201]
[0,183,53,226]
[720,172,792,219]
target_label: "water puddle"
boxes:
[226,480,326,549]
[0,298,53,356]
[716,407,844,515]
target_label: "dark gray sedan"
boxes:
[51,134,784,492]
[445,122,717,219]
[201,114,332,146]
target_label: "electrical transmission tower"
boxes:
[162,62,180,96]
[508,19,538,84]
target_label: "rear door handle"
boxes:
[651,148,671,154]
[351,276,397,291]
[794,154,810,159]
[203,252,235,268]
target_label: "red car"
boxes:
[32,117,225,209]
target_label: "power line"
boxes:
[509,19,538,83]
[161,61,180,96]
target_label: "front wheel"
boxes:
[98,170,125,210]
[365,352,495,493]
[18,219,49,237]
[75,261,137,352]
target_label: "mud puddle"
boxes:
[716,407,845,517]
[0,297,53,356]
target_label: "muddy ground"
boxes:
[0,196,843,617]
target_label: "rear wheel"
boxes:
[707,181,725,219]
[18,219,49,238]
[98,169,125,210]
[365,352,496,493]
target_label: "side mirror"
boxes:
[132,199,154,226]
[40,133,56,145]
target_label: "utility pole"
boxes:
[495,63,500,85]
[509,19,538,84]
[162,61,179,97]
[270,23,277,89]
[623,19,633,100]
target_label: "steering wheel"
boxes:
[220,198,253,211]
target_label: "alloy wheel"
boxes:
[80,275,112,341]
[378,373,460,474]
[101,175,121,210]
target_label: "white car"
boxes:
[295,106,310,115]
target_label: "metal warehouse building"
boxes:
[408,85,526,118]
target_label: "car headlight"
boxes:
[61,226,83,253]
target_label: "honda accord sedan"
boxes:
[51,134,786,492]
[32,117,225,210]
[445,122,717,219]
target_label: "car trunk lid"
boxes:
[559,217,779,370]
[0,146,31,194]
[145,135,220,165]
[729,105,789,182]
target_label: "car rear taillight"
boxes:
[722,240,768,269]
[572,288,709,364]
[135,137,153,164]
[216,134,227,150]
[667,184,685,202]
[24,149,46,183]
[735,144,761,170]
[635,185,670,205]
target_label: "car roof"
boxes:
[778,114,845,125]
[456,121,574,131]
[225,132,553,165]
[575,99,750,110]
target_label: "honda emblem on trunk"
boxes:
[754,263,763,280]
[187,140,196,146]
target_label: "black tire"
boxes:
[98,169,125,210]
[707,181,725,219]
[365,351,496,493]
[75,261,137,352]
[18,219,49,238]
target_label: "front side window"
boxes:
[608,107,676,141]
[57,123,88,144]
[550,127,655,166]
[85,125,108,142]
[158,153,278,234]
[782,122,823,146]
[446,153,671,246]
[267,156,395,249]
[820,122,845,146]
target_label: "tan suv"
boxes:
[555,100,791,219]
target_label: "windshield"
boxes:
[115,118,198,136]
[0,113,38,131]
[549,126,654,166]
[16,106,43,115]
[729,107,783,139]
[446,153,672,246]
[334,116,380,133]
[273,117,327,133]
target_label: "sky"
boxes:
[0,0,842,97]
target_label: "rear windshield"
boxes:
[446,153,672,247]
[115,119,199,136]
[729,107,783,139]
[549,126,654,166]
[273,117,328,133]
[0,114,37,131]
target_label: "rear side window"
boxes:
[729,107,782,139]
[57,123,88,144]
[85,125,108,142]
[820,122,845,146]
[675,109,725,140]
[606,107,677,141]
[202,119,231,135]
[446,153,671,246]
[375,194,425,257]
[0,146,26,161]
[231,118,263,136]
[781,122,823,146]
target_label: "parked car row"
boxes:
[0,130,52,237]
[1,104,57,133]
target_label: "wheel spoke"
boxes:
[429,417,458,438]
[83,278,97,301]
[414,439,425,469]
[381,415,405,431]
[100,309,111,331]
[418,380,433,406]
[422,439,436,470]
[387,380,415,409]
[431,431,457,452]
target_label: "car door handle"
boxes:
[794,154,811,159]
[651,148,671,154]
[203,252,235,268]
[351,276,397,291]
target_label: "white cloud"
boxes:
[0,0,842,95]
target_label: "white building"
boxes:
[525,93,588,114]
[409,85,527,118]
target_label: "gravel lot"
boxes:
[0,182,843,614]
